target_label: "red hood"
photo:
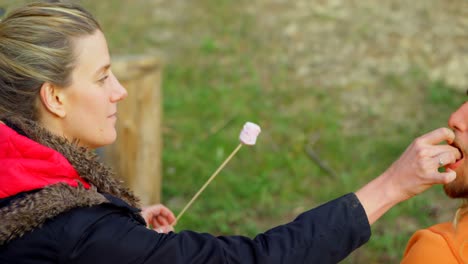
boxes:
[0,123,90,198]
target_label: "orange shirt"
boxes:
[401,217,468,264]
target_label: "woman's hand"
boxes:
[356,127,461,225]
[383,127,460,201]
[141,204,176,233]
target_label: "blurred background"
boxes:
[2,0,467,262]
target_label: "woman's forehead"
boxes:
[72,31,110,76]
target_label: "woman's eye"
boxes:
[98,75,109,83]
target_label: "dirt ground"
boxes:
[154,0,468,88]
[148,0,468,135]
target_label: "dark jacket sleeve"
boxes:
[63,193,370,264]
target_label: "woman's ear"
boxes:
[39,82,66,118]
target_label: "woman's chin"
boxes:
[101,133,117,147]
[84,133,117,150]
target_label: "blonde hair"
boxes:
[0,2,101,120]
[453,199,468,229]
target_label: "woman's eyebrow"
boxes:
[94,63,111,77]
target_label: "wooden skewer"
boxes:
[175,143,243,224]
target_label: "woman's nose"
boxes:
[110,72,128,102]
[448,102,468,132]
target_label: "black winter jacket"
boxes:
[0,117,371,263]
[0,192,370,264]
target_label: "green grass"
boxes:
[1,1,466,263]
[162,62,464,263]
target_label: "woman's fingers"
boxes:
[383,127,461,201]
[426,144,461,158]
[141,204,177,229]
[161,207,176,224]
[157,215,169,226]
[433,150,460,168]
[154,224,174,233]
[417,127,455,145]
[438,169,457,184]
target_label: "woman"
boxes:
[0,2,462,263]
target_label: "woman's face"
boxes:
[59,30,127,149]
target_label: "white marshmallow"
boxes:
[239,122,261,145]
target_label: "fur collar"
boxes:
[0,116,141,245]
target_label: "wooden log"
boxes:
[103,55,163,205]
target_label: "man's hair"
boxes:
[453,200,468,229]
[0,2,101,120]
